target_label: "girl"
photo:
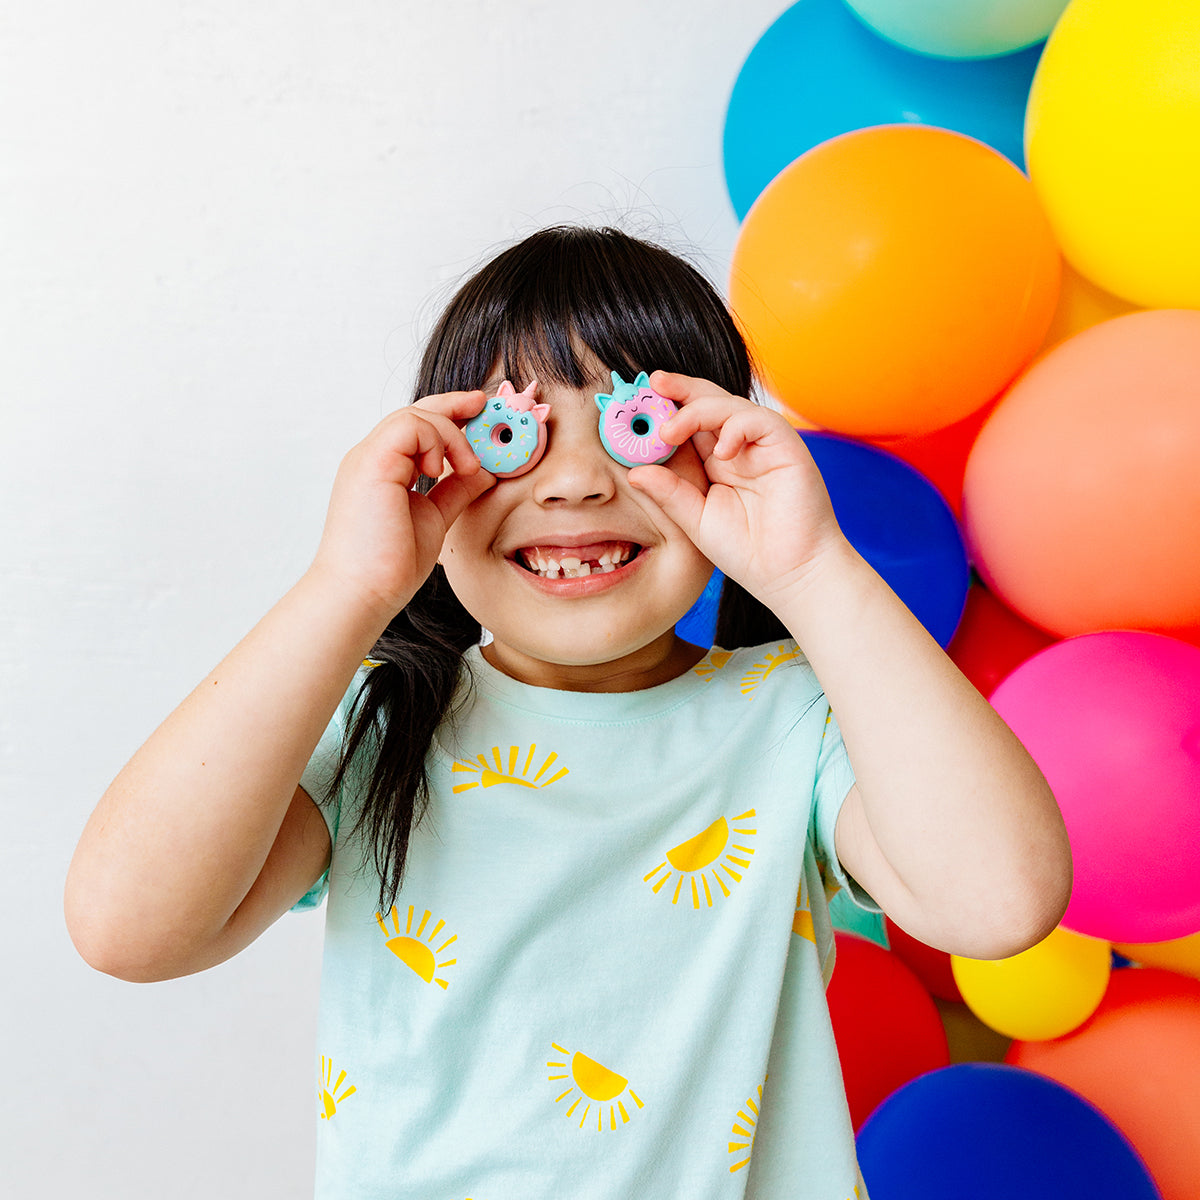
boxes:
[66,225,1071,1199]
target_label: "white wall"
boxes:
[0,1,785,1194]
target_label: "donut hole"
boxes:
[631,415,652,436]
[490,424,515,447]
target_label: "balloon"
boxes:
[1111,933,1200,983]
[730,125,1060,437]
[845,0,1069,59]
[963,310,1200,642]
[951,926,1111,1040]
[826,933,949,1129]
[801,433,969,647]
[857,1063,1162,1199]
[1036,258,1140,356]
[886,917,962,1002]
[946,582,1055,699]
[866,398,995,517]
[1009,968,1200,1200]
[988,632,1200,943]
[1026,0,1200,308]
[678,433,971,649]
[722,0,1043,218]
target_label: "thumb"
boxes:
[627,465,707,541]
[426,465,495,530]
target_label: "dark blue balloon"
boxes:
[676,434,967,649]
[857,1064,1162,1199]
[801,433,968,647]
[723,0,1043,220]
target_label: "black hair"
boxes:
[329,224,787,908]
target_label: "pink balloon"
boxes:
[990,632,1200,942]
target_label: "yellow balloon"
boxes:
[1026,0,1200,308]
[951,927,1111,1041]
[1113,932,1200,981]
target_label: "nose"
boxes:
[529,420,618,506]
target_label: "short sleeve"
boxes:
[289,664,373,911]
[810,705,879,913]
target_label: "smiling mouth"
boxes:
[515,541,642,580]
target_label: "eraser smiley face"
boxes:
[464,379,551,478]
[594,371,678,468]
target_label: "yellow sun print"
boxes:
[318,1055,356,1119]
[547,1043,645,1131]
[792,876,816,945]
[692,648,733,681]
[727,1080,765,1172]
[375,904,458,989]
[452,744,569,793]
[643,811,758,908]
[740,643,802,697]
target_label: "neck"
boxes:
[480,631,707,692]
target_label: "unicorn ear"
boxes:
[498,380,515,397]
[634,371,651,388]
[594,391,612,411]
[532,403,551,424]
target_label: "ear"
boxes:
[497,380,515,397]
[633,371,651,388]
[594,391,611,412]
[532,403,551,425]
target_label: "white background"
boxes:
[1,1,788,1194]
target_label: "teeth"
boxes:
[521,542,637,578]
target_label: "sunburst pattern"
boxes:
[547,1043,645,1131]
[375,904,458,989]
[692,648,733,681]
[740,643,802,698]
[318,1055,356,1120]
[792,875,816,944]
[643,810,758,908]
[727,1080,765,1173]
[451,744,569,793]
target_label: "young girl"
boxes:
[66,225,1071,1199]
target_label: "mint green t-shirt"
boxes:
[298,640,874,1200]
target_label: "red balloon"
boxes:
[947,583,1056,699]
[827,932,950,1129]
[885,917,963,1003]
[868,398,996,517]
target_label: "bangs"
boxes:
[414,225,752,402]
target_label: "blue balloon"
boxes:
[801,433,968,647]
[723,0,1043,219]
[676,433,968,649]
[857,1064,1162,1199]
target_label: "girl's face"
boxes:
[438,362,715,691]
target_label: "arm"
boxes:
[630,373,1071,960]
[65,391,494,981]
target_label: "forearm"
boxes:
[773,538,1071,957]
[65,567,396,976]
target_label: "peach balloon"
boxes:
[1009,969,1200,1200]
[964,309,1200,639]
[730,124,1060,438]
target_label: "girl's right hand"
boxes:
[308,390,495,620]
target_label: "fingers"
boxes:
[627,464,707,542]
[425,462,496,529]
[659,394,783,460]
[372,394,487,486]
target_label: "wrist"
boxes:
[298,559,414,647]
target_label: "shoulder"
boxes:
[692,639,822,705]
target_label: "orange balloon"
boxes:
[1113,933,1200,982]
[963,309,1200,640]
[729,124,1061,438]
[1008,969,1200,1200]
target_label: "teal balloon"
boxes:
[845,0,1069,60]
[723,0,1043,220]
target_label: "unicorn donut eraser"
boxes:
[464,379,550,478]
[594,371,678,468]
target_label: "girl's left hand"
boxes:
[628,372,846,608]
